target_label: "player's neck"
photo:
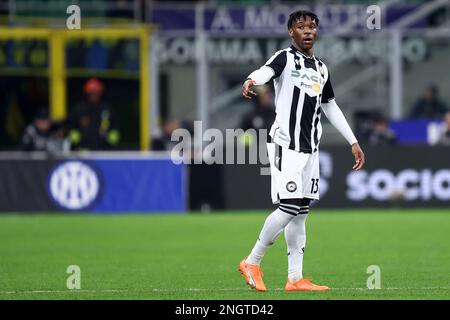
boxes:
[291,43,314,59]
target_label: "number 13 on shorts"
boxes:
[310,178,319,194]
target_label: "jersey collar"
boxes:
[290,45,315,60]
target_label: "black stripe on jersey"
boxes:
[290,48,302,70]
[317,59,325,78]
[321,73,335,103]
[303,57,317,70]
[313,106,321,152]
[299,95,317,153]
[288,87,301,150]
[266,51,287,81]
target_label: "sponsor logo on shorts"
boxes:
[286,181,297,192]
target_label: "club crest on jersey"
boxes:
[286,181,297,192]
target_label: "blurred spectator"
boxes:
[21,109,65,152]
[68,78,120,150]
[240,85,275,132]
[409,84,448,119]
[367,114,397,146]
[354,110,377,143]
[152,118,194,151]
[437,112,450,146]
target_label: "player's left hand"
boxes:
[351,143,365,170]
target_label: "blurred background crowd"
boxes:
[1,0,450,154]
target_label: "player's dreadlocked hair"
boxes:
[287,10,320,29]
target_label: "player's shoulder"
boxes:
[265,48,290,65]
[269,47,290,59]
[314,56,328,68]
[314,56,331,75]
[279,47,293,54]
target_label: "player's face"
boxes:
[289,16,318,53]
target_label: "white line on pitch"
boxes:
[1,287,449,294]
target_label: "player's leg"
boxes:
[284,208,329,291]
[246,199,300,265]
[246,144,308,266]
[284,151,329,291]
[239,201,298,291]
[238,143,306,291]
[284,198,310,283]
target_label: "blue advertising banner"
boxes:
[0,156,186,213]
[91,159,185,213]
[151,4,425,33]
[151,8,196,31]
[390,119,444,144]
[47,158,186,213]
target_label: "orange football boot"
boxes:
[285,278,330,291]
[238,257,267,292]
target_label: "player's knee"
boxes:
[279,198,311,215]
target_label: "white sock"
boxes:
[285,213,308,282]
[246,208,295,265]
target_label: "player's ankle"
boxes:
[245,256,261,265]
[288,274,302,282]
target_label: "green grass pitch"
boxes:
[0,209,449,300]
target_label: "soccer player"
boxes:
[239,10,365,292]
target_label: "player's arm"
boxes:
[320,73,365,170]
[242,51,287,99]
[322,99,365,170]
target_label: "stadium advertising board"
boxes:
[0,157,185,213]
[151,4,424,33]
[155,36,428,66]
[201,146,450,209]
[322,146,450,208]
[1,147,448,212]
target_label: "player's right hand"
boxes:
[242,79,257,99]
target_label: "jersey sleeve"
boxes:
[321,72,335,103]
[265,50,287,80]
[246,50,287,85]
[322,99,358,145]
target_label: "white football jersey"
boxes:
[259,46,335,153]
